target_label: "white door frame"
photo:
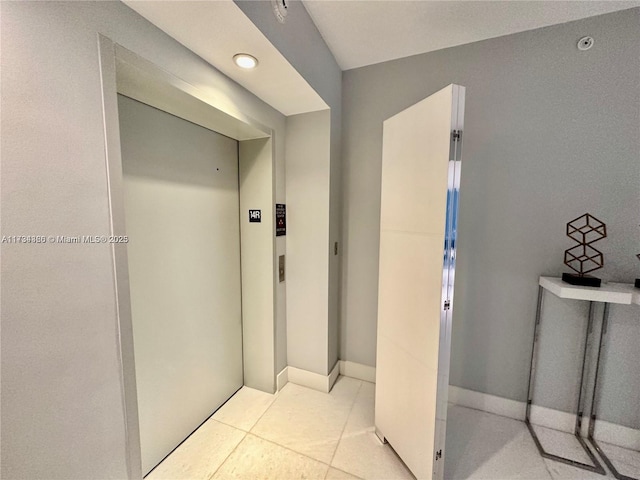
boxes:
[97,35,277,479]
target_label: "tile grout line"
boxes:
[207,429,248,480]
[210,387,331,480]
[207,389,280,480]
[327,466,365,480]
[212,394,277,433]
[248,387,282,435]
[145,388,248,479]
[246,378,366,476]
[151,381,375,480]
[246,431,336,468]
[324,380,364,479]
[211,417,252,433]
[241,384,340,467]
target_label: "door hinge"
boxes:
[444,300,451,310]
[452,130,462,142]
[435,449,442,461]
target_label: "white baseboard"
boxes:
[448,385,525,420]
[276,366,289,392]
[339,360,376,383]
[328,361,340,390]
[448,386,639,451]
[595,419,640,451]
[286,362,340,393]
[529,404,576,434]
[283,360,373,393]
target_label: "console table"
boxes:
[525,276,637,478]
[588,283,639,480]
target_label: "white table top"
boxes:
[539,276,638,305]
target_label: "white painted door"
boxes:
[375,84,465,480]
[118,95,244,475]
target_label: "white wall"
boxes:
[0,2,287,478]
[240,138,277,392]
[340,8,640,427]
[235,0,343,372]
[285,110,332,375]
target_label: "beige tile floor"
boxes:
[147,376,639,480]
[445,405,639,480]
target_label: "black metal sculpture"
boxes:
[562,213,606,287]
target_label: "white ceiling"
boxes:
[302,1,640,70]
[123,0,328,116]
[123,1,638,112]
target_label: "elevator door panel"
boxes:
[375,85,465,480]
[118,95,243,475]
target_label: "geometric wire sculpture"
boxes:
[564,213,606,276]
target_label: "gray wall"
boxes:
[235,0,343,372]
[0,1,287,478]
[341,9,640,427]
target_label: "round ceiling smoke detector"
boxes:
[578,36,594,51]
[272,0,288,23]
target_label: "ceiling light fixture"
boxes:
[233,53,258,69]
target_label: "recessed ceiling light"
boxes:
[233,53,258,69]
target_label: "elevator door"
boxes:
[118,95,243,475]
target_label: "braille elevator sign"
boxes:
[276,204,286,236]
[249,210,261,223]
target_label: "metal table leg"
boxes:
[588,304,638,480]
[525,286,605,474]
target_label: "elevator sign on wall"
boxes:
[276,204,286,236]
[249,210,261,223]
